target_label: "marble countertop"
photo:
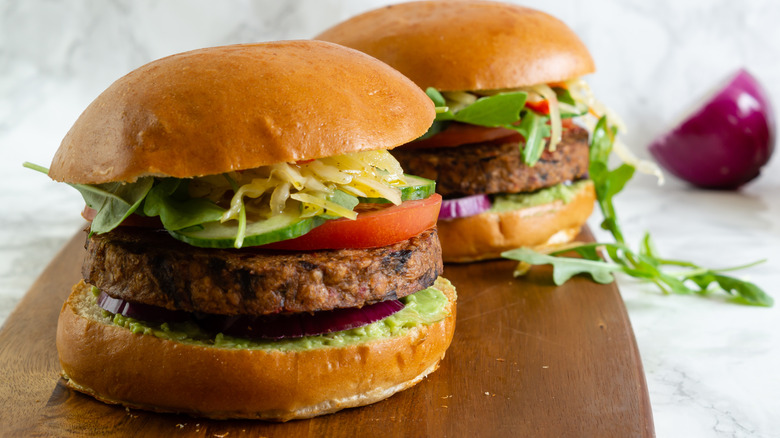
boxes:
[2,1,779,436]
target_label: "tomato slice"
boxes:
[409,123,522,149]
[410,118,578,150]
[261,194,442,250]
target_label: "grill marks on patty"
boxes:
[83,227,442,316]
[391,125,590,198]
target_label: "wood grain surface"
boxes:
[0,228,653,437]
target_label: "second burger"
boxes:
[317,0,611,262]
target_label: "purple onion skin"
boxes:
[649,69,775,189]
[439,194,491,220]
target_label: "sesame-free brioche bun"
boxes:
[57,278,456,421]
[316,1,595,91]
[439,181,595,263]
[49,40,435,185]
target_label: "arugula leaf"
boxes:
[515,111,550,167]
[22,162,153,234]
[499,116,773,307]
[553,87,577,106]
[689,272,773,306]
[420,88,547,167]
[452,92,528,126]
[142,178,225,231]
[88,178,154,233]
[587,118,635,244]
[502,247,623,285]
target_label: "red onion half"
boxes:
[649,69,775,189]
[439,194,491,220]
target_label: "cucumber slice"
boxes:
[359,174,436,203]
[169,210,324,249]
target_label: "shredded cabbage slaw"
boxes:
[188,149,408,226]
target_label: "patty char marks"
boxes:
[391,125,590,198]
[82,227,443,316]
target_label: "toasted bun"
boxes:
[49,40,435,184]
[56,278,456,421]
[316,1,595,91]
[439,181,595,262]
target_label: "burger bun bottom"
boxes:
[56,277,456,421]
[439,181,596,263]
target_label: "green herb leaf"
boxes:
[451,92,528,127]
[419,88,550,168]
[142,178,225,231]
[499,116,773,307]
[553,87,576,106]
[23,161,156,234]
[88,178,154,233]
[688,272,774,307]
[501,247,624,285]
[552,87,588,118]
[514,111,550,167]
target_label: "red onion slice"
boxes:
[97,291,188,323]
[97,291,405,340]
[439,194,491,220]
[212,299,405,340]
[649,69,775,189]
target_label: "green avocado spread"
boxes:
[488,180,591,213]
[92,278,453,352]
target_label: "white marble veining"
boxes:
[1,1,779,436]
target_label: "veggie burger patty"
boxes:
[83,226,443,315]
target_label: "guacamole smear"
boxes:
[489,180,591,213]
[95,278,453,352]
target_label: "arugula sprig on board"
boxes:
[501,117,773,307]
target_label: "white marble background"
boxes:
[2,1,779,436]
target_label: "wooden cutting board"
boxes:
[0,228,653,437]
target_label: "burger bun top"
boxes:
[49,40,435,184]
[316,0,595,92]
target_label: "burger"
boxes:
[316,0,604,262]
[36,40,456,420]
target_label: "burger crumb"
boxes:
[484,392,490,396]
[176,424,186,429]
[496,358,505,362]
